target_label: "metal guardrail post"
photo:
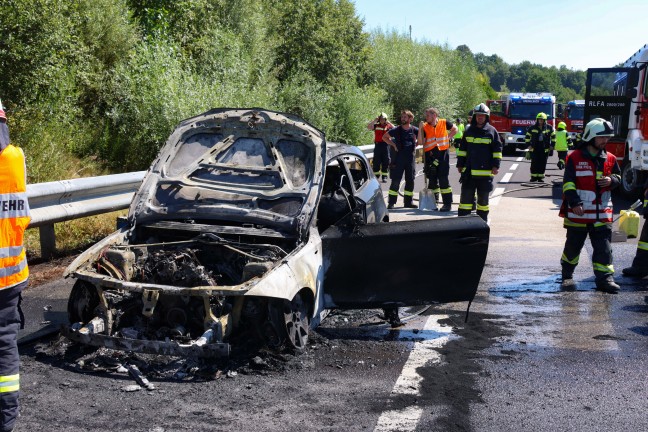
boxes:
[39,224,56,259]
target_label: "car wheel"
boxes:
[281,293,310,351]
[68,280,100,324]
[620,155,642,200]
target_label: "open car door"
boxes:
[321,215,489,309]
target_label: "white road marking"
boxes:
[374,315,452,432]
[516,156,523,162]
[490,187,506,206]
[500,172,513,183]
[510,163,519,170]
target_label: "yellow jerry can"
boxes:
[619,210,640,238]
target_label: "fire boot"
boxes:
[622,266,648,278]
[382,307,403,328]
[595,276,620,293]
[403,195,417,209]
[560,275,576,290]
[557,161,565,170]
[439,193,452,212]
[388,193,397,210]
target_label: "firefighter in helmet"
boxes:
[367,113,394,183]
[525,112,556,181]
[456,103,502,222]
[559,118,621,292]
[0,99,30,432]
[554,121,573,170]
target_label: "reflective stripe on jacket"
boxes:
[559,149,618,225]
[423,120,449,152]
[0,145,30,289]
[373,124,393,143]
[525,122,556,150]
[456,122,503,178]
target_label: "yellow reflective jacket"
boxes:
[0,145,30,289]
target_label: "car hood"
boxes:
[128,108,326,238]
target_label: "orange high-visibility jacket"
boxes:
[0,145,30,289]
[423,120,449,152]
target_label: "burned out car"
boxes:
[63,108,489,358]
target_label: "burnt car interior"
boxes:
[316,154,370,232]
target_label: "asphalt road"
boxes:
[14,150,648,432]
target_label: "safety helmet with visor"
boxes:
[472,103,490,122]
[581,118,614,142]
[557,121,567,130]
[536,112,547,120]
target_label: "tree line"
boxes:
[0,0,583,182]
[458,45,586,102]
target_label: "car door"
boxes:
[335,152,387,225]
[321,215,489,308]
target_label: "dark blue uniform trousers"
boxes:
[0,281,24,432]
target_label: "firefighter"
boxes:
[453,117,465,148]
[456,103,502,222]
[554,121,573,170]
[383,110,419,209]
[559,118,621,292]
[418,107,457,212]
[367,113,394,183]
[0,99,30,432]
[525,112,556,182]
[622,180,648,278]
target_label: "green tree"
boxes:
[268,0,368,86]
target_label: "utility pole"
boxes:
[409,25,412,41]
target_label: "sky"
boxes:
[352,0,648,71]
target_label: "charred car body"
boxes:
[63,108,490,357]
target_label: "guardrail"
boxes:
[27,171,146,258]
[24,143,424,258]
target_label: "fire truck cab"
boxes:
[583,44,648,198]
[487,92,556,154]
[557,99,584,139]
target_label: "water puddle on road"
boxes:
[487,274,564,298]
[318,323,451,343]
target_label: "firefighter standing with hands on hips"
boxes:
[0,99,30,432]
[383,110,419,210]
[367,113,394,183]
[554,121,573,170]
[456,103,502,222]
[525,112,556,182]
[559,118,621,292]
[418,107,457,211]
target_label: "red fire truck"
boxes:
[486,92,556,154]
[557,99,584,139]
[583,44,648,198]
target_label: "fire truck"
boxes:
[486,92,556,154]
[583,44,648,198]
[557,99,584,139]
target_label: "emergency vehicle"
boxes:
[557,99,584,139]
[583,44,648,198]
[486,92,556,154]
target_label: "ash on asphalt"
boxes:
[23,307,431,385]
